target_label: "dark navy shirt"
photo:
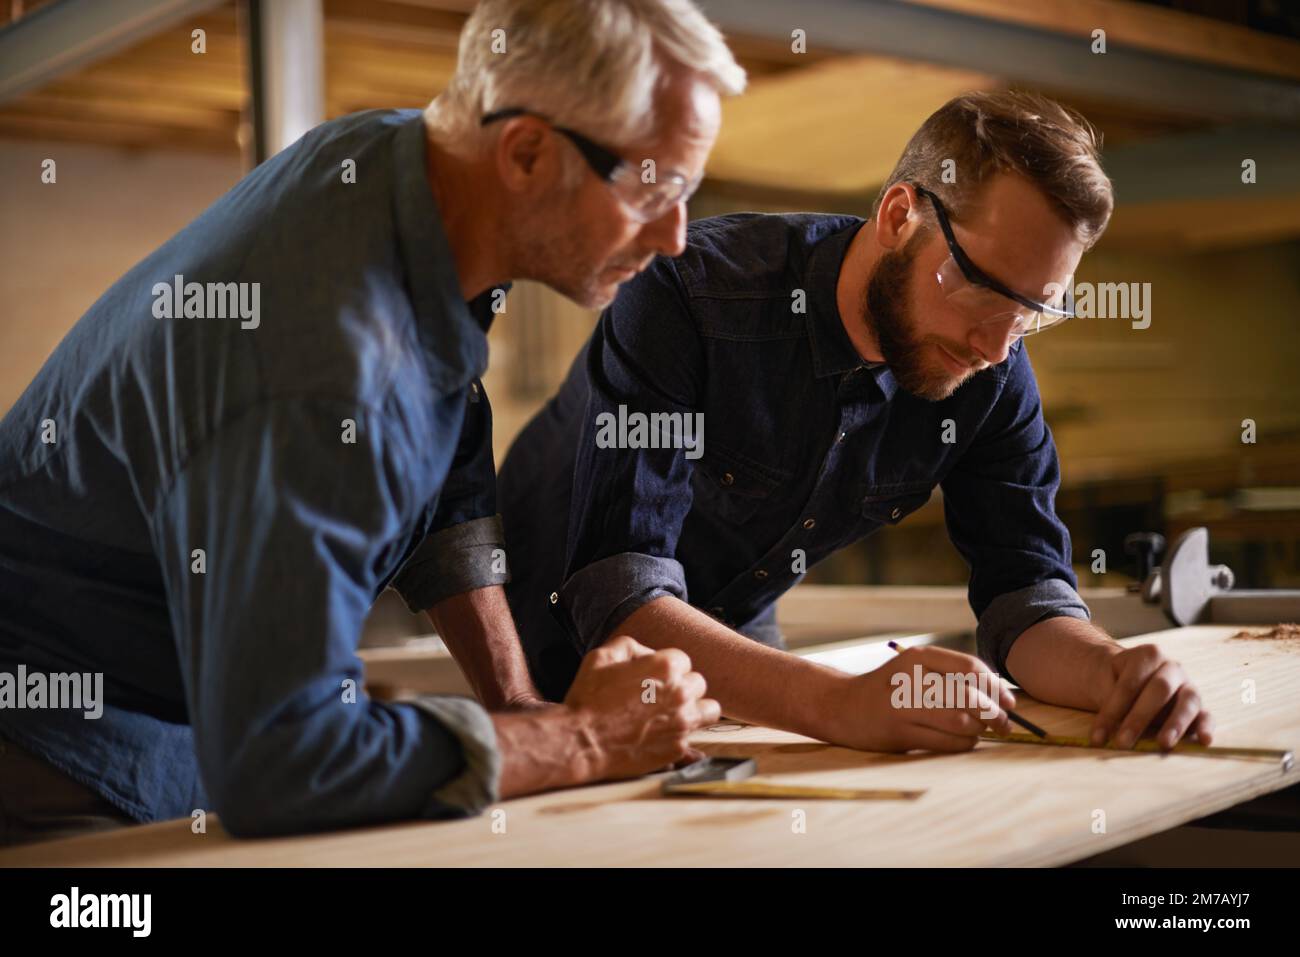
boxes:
[499,212,1090,700]
[0,109,506,834]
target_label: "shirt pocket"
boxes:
[692,445,787,526]
[859,485,934,526]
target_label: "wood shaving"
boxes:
[1228,623,1300,641]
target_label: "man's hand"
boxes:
[1005,617,1214,752]
[1088,643,1215,750]
[827,645,1016,753]
[490,636,719,799]
[563,635,720,780]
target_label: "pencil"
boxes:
[886,640,1048,738]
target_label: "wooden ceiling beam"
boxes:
[4,92,236,131]
[0,112,236,151]
[700,0,1300,125]
[0,0,227,103]
[707,55,998,193]
[323,0,464,48]
[46,64,243,109]
[903,0,1300,84]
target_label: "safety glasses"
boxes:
[914,183,1074,337]
[482,108,702,224]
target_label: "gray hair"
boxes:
[426,0,746,158]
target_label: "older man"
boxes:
[500,91,1214,755]
[0,0,744,844]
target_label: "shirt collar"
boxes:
[391,110,491,394]
[803,218,897,400]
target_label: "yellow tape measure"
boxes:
[665,781,925,800]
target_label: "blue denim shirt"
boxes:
[498,212,1089,700]
[0,109,506,834]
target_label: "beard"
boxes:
[863,234,976,402]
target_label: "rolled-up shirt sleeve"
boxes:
[557,261,704,653]
[392,378,509,612]
[149,396,500,837]
[557,553,689,652]
[939,343,1092,680]
[408,694,501,813]
[975,579,1091,682]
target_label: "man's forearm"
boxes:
[616,595,849,740]
[1004,614,1122,710]
[426,585,542,709]
[490,707,597,798]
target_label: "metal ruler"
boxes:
[981,731,1293,770]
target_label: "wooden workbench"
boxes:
[2,624,1296,867]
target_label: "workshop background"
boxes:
[2,0,1298,646]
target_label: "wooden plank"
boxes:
[323,0,464,50]
[9,90,238,130]
[359,637,471,698]
[0,114,238,151]
[779,585,1176,647]
[777,585,975,645]
[3,624,1295,866]
[38,68,244,110]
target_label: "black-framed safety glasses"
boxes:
[481,108,700,223]
[913,183,1074,336]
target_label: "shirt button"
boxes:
[753,569,769,581]
[549,591,559,605]
[721,472,735,486]
[890,507,903,519]
[802,518,816,529]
